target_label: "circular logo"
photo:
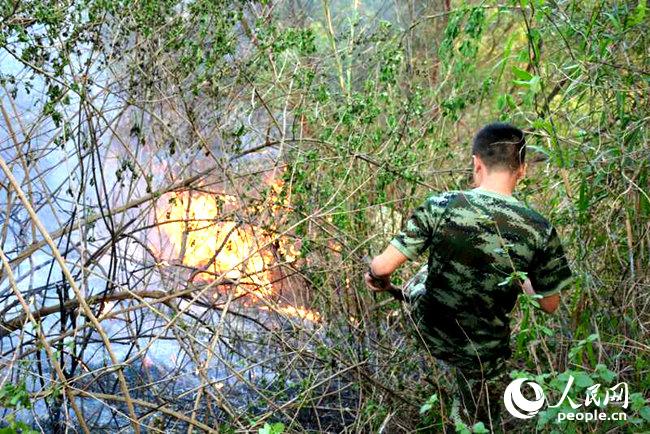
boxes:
[503,378,546,419]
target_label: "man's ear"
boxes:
[472,155,481,172]
[517,163,527,180]
[472,155,484,186]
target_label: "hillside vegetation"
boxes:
[0,0,648,432]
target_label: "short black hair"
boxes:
[472,123,526,171]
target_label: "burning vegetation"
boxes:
[152,175,320,322]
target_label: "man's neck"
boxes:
[476,175,517,197]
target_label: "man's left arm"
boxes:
[521,278,561,313]
[527,226,573,313]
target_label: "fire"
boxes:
[156,191,274,297]
[153,176,320,322]
[276,306,321,322]
[259,305,322,323]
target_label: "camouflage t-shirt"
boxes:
[390,188,572,377]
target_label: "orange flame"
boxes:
[153,177,320,322]
[156,191,274,297]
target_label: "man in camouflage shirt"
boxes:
[365,123,572,429]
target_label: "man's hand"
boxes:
[364,271,393,292]
[364,271,407,301]
[364,245,409,299]
[538,293,560,313]
[522,278,560,313]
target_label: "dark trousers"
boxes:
[454,366,508,429]
[405,265,509,430]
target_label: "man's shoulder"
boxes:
[421,190,553,231]
[423,190,461,207]
[509,199,554,234]
[469,189,551,223]
[443,189,554,236]
[411,191,460,218]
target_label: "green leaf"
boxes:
[259,422,285,434]
[630,1,647,26]
[472,421,490,433]
[498,276,512,286]
[528,75,541,93]
[606,12,622,31]
[496,93,515,111]
[455,421,471,434]
[514,75,541,94]
[419,393,438,414]
[595,364,616,383]
[573,372,593,388]
[640,406,650,422]
[532,118,553,133]
[512,65,533,81]
[514,271,528,281]
[539,325,553,336]
[630,392,646,411]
